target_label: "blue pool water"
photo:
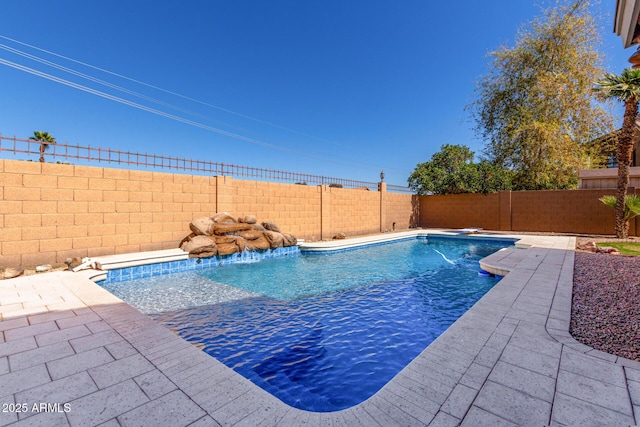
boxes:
[103,237,511,412]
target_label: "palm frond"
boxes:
[594,68,640,102]
[599,195,616,208]
[625,194,640,219]
[599,194,640,220]
[29,131,56,143]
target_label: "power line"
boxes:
[0,58,303,154]
[0,35,405,174]
[0,34,335,145]
[0,57,393,172]
[0,43,267,137]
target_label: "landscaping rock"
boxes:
[597,246,621,255]
[572,251,640,361]
[251,223,266,232]
[212,212,237,224]
[333,232,346,240]
[179,212,297,255]
[233,236,247,252]
[262,222,281,233]
[217,242,239,255]
[213,222,252,235]
[179,233,196,248]
[239,230,262,240]
[3,267,24,279]
[36,264,52,273]
[576,240,597,252]
[282,233,297,247]
[181,235,217,257]
[192,249,217,258]
[65,257,83,270]
[245,234,271,250]
[264,230,285,248]
[190,217,214,236]
[213,235,247,254]
[238,215,257,224]
[213,235,236,244]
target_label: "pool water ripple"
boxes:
[105,238,509,412]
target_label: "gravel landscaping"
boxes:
[571,250,640,362]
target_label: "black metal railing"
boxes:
[0,134,413,193]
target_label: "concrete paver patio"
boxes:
[1,232,639,426]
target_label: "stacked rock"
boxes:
[179,212,297,258]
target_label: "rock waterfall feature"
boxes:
[179,212,297,258]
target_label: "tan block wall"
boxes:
[510,189,627,235]
[321,186,381,239]
[5,156,638,269]
[1,160,415,268]
[419,193,502,230]
[224,178,322,240]
[384,192,419,231]
[418,189,638,236]
[1,160,217,267]
[5,156,637,269]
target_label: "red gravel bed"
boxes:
[571,251,640,362]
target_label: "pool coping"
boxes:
[1,230,639,426]
[77,229,515,283]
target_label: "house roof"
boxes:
[615,0,640,48]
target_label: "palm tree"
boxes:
[594,68,640,238]
[29,131,56,163]
[599,194,640,226]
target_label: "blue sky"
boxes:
[0,1,633,186]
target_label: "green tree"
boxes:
[474,159,514,195]
[594,68,640,238]
[599,195,640,230]
[29,131,56,163]
[408,144,511,195]
[468,0,614,190]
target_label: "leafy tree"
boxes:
[468,0,614,190]
[29,131,56,163]
[474,159,514,195]
[594,68,640,238]
[408,144,511,195]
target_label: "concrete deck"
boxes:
[1,232,639,426]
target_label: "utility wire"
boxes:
[0,43,269,137]
[0,58,307,156]
[0,34,335,145]
[0,36,404,174]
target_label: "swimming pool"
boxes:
[102,236,512,412]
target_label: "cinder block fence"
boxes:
[0,158,633,268]
[419,189,637,236]
[0,160,417,268]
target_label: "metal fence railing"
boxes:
[0,134,413,193]
[386,184,413,194]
